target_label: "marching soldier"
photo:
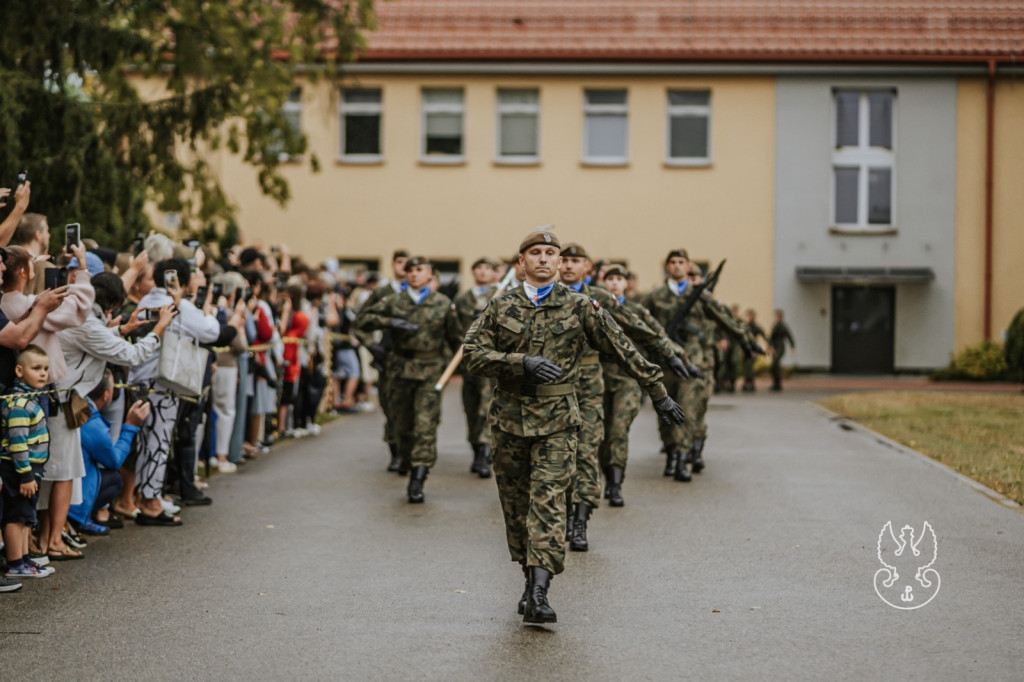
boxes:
[464,229,685,624]
[354,249,409,473]
[557,243,690,552]
[769,309,796,391]
[356,256,462,503]
[642,249,749,481]
[453,258,500,478]
[742,308,768,392]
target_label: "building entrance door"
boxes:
[831,286,895,374]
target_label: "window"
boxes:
[832,90,895,229]
[496,89,540,163]
[666,90,711,164]
[339,88,382,161]
[422,88,465,162]
[583,89,628,165]
[269,87,303,162]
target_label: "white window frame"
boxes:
[830,89,897,231]
[664,89,712,166]
[338,87,383,164]
[494,88,540,165]
[420,88,465,165]
[582,88,629,166]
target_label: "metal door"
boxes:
[831,286,895,374]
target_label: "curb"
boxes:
[809,402,1023,514]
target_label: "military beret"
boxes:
[471,257,498,269]
[603,264,628,279]
[518,228,560,253]
[560,242,589,259]
[665,248,689,263]
[405,255,431,268]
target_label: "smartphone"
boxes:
[211,283,224,303]
[131,233,146,256]
[195,285,209,308]
[242,287,252,303]
[185,239,201,250]
[17,170,27,184]
[44,268,60,290]
[57,267,69,288]
[187,257,197,273]
[164,269,178,289]
[136,309,148,321]
[65,223,81,252]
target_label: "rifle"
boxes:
[433,264,520,392]
[666,259,726,345]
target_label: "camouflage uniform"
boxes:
[356,289,462,470]
[463,284,667,575]
[354,281,405,450]
[453,285,498,449]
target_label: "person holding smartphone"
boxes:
[0,174,31,248]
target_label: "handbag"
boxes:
[156,326,210,398]
[61,389,91,429]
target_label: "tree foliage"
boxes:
[0,0,376,252]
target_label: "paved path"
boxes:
[2,387,1022,680]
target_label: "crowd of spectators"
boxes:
[0,179,379,592]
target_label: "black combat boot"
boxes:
[603,467,612,499]
[608,467,625,507]
[407,466,428,503]
[523,567,557,624]
[673,448,692,482]
[569,503,591,552]
[517,564,529,615]
[663,448,680,477]
[470,444,482,474]
[387,443,402,473]
[690,437,706,474]
[477,444,492,479]
[565,491,574,540]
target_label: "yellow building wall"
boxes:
[213,74,776,318]
[955,78,1024,349]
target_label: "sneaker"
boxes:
[62,523,88,550]
[307,423,321,436]
[216,459,238,474]
[27,551,50,566]
[23,558,55,576]
[160,499,182,515]
[356,401,375,413]
[0,575,22,592]
[5,563,50,579]
[75,520,110,536]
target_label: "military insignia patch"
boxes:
[591,299,600,309]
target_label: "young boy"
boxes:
[1,345,55,580]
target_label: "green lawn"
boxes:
[818,391,1024,506]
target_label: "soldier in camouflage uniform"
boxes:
[356,256,463,503]
[354,249,408,473]
[453,258,500,478]
[642,249,750,481]
[558,243,691,552]
[464,229,685,625]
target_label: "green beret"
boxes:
[560,242,589,259]
[603,264,628,279]
[405,255,431,269]
[665,248,689,263]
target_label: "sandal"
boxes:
[135,511,182,527]
[95,514,124,530]
[47,546,85,561]
[113,503,140,519]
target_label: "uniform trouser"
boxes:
[599,378,642,472]
[213,366,238,456]
[492,428,578,576]
[378,369,397,446]
[742,355,757,387]
[571,364,604,510]
[461,373,493,446]
[390,376,442,469]
[135,386,178,500]
[657,371,688,452]
[771,353,784,388]
[228,354,249,464]
[683,361,715,444]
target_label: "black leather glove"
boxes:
[367,343,388,364]
[389,318,419,333]
[653,396,686,425]
[687,364,705,380]
[523,355,563,382]
[666,355,689,378]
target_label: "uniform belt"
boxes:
[498,381,575,398]
[394,349,442,360]
[580,354,600,366]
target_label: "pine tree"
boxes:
[0,0,376,252]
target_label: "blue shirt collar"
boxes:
[568,282,584,293]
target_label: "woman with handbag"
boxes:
[1,244,94,560]
[128,259,222,526]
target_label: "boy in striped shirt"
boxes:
[1,345,54,579]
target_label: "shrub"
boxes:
[1004,308,1024,382]
[932,340,1008,381]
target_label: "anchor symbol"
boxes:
[901,586,914,603]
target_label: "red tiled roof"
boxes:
[363,1,1024,62]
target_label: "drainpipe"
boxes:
[983,59,996,340]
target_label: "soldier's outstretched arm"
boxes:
[353,296,394,334]
[580,301,667,402]
[606,300,679,363]
[463,303,528,380]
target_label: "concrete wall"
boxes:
[774,77,958,371]
[211,73,776,321]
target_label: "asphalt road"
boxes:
[2,386,1022,680]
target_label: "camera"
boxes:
[131,233,146,256]
[17,170,27,184]
[164,269,178,289]
[270,245,281,255]
[65,223,81,252]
